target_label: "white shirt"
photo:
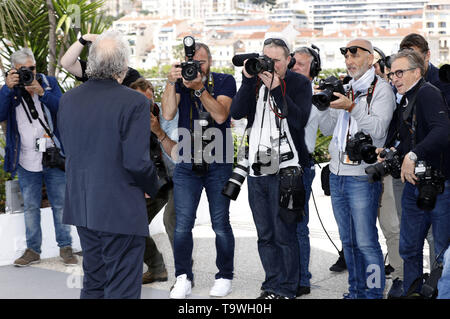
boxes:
[304,83,322,154]
[15,93,53,172]
[248,86,299,177]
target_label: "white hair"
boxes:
[86,30,130,80]
[11,48,35,68]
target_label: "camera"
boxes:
[42,147,65,171]
[365,148,403,183]
[192,111,213,176]
[252,147,277,176]
[222,145,249,201]
[179,36,202,81]
[150,133,172,194]
[415,161,445,211]
[6,66,35,87]
[345,131,378,164]
[312,76,346,111]
[245,55,275,76]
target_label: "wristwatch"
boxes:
[408,151,418,162]
[194,87,206,98]
[78,36,88,46]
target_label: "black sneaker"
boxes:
[275,294,295,299]
[329,250,347,272]
[296,286,311,297]
[257,291,277,299]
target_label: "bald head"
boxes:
[347,39,373,54]
[86,31,130,82]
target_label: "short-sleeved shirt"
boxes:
[175,72,236,163]
[77,60,141,86]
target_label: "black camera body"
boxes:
[345,131,378,164]
[180,36,201,81]
[6,66,35,88]
[192,111,214,176]
[42,147,65,171]
[150,133,172,194]
[251,148,274,176]
[365,148,403,183]
[245,55,275,76]
[312,76,346,111]
[415,161,445,211]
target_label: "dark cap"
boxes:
[122,67,142,87]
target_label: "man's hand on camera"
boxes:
[258,71,280,90]
[6,69,19,89]
[376,148,386,163]
[183,71,204,91]
[330,92,352,110]
[167,63,182,84]
[401,156,417,185]
[26,78,44,96]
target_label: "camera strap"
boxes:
[188,74,215,132]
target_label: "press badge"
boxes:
[35,138,47,152]
[340,151,360,166]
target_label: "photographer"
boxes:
[130,78,178,285]
[318,39,396,299]
[231,37,312,299]
[383,50,450,296]
[60,33,141,86]
[161,39,237,299]
[0,48,77,266]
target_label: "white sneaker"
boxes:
[169,274,192,299]
[209,278,232,297]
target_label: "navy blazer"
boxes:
[58,79,159,237]
[230,70,312,167]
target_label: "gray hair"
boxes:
[390,49,425,76]
[86,30,130,80]
[294,47,314,62]
[11,48,35,67]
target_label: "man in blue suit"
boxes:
[58,31,158,299]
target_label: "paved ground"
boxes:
[0,165,432,299]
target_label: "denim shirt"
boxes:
[157,103,178,177]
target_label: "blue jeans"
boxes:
[438,244,450,299]
[330,173,385,299]
[17,165,72,254]
[296,160,315,287]
[173,163,234,281]
[248,175,299,298]
[400,180,450,295]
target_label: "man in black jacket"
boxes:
[231,37,311,299]
[383,49,450,296]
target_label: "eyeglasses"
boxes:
[264,38,289,49]
[340,46,372,55]
[387,68,416,80]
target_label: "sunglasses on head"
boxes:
[340,46,372,55]
[264,38,289,49]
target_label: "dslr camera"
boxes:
[312,76,346,111]
[192,111,214,176]
[252,147,277,176]
[345,131,378,164]
[179,36,201,81]
[415,161,445,211]
[365,148,403,183]
[245,55,275,76]
[6,66,35,87]
[42,147,65,171]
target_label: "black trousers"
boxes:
[77,226,145,299]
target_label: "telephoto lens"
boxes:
[222,158,249,200]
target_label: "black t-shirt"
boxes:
[77,60,141,87]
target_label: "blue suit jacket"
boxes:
[58,79,158,237]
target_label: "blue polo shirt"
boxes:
[175,72,236,163]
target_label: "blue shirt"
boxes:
[156,103,178,176]
[175,72,236,163]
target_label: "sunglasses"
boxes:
[387,68,416,80]
[264,38,289,49]
[340,46,372,55]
